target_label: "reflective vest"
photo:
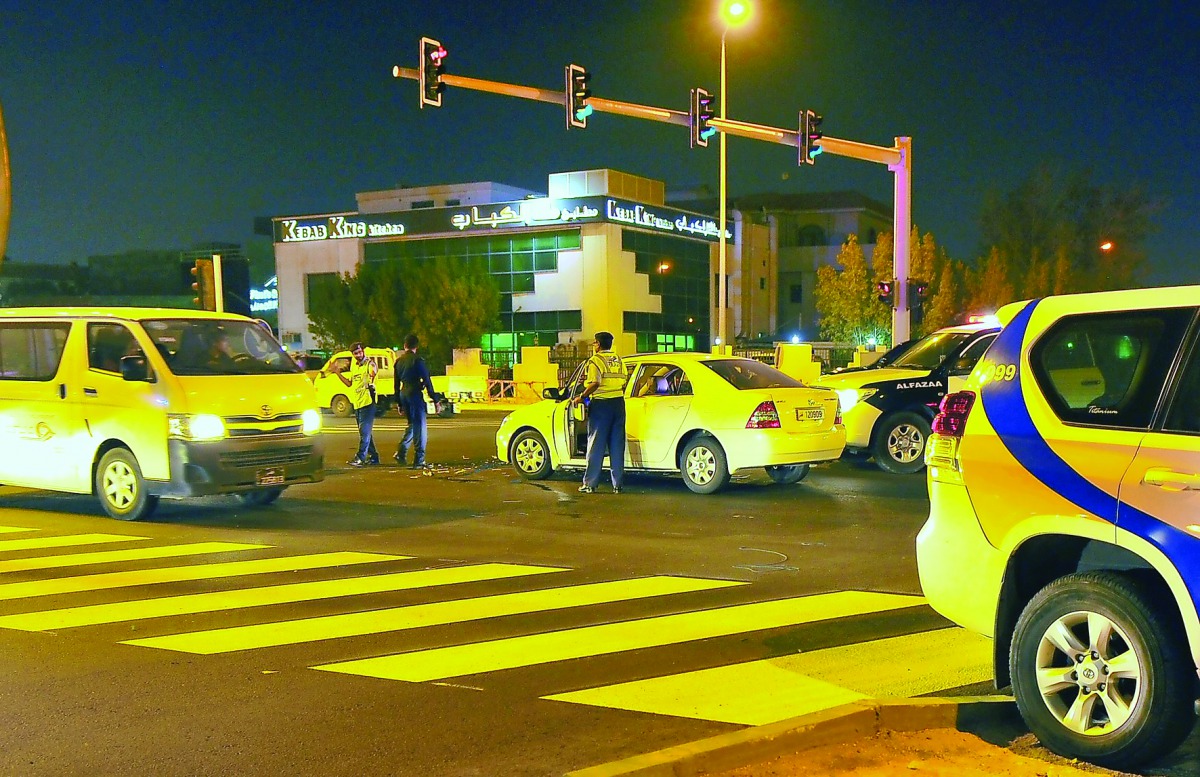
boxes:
[586,351,627,400]
[348,357,377,410]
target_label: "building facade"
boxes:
[273,170,894,357]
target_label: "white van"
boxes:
[0,307,324,521]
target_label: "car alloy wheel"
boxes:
[511,430,552,479]
[872,411,930,475]
[680,436,730,494]
[95,448,158,521]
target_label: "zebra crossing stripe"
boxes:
[0,533,148,554]
[0,526,36,534]
[124,576,744,655]
[0,542,269,574]
[544,628,991,726]
[313,591,926,683]
[0,551,405,601]
[1,563,564,632]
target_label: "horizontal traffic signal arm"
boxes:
[392,63,899,165]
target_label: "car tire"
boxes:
[331,395,353,418]
[765,464,810,484]
[236,488,285,507]
[680,436,730,494]
[95,448,158,521]
[872,411,930,474]
[511,430,553,480]
[1010,572,1195,770]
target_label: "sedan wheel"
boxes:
[680,436,730,494]
[765,464,810,484]
[1010,572,1194,770]
[511,430,553,479]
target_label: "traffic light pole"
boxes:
[393,65,914,343]
[212,253,224,313]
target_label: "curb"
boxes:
[564,696,1016,777]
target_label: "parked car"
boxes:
[496,352,845,494]
[311,347,396,417]
[918,285,1200,769]
[815,323,999,474]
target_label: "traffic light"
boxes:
[876,279,894,307]
[690,88,716,148]
[419,36,447,108]
[800,109,824,165]
[191,258,216,310]
[908,279,928,325]
[566,64,592,129]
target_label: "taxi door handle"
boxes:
[1143,467,1200,491]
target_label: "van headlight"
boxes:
[302,409,322,435]
[168,413,226,441]
[836,388,878,413]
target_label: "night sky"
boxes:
[2,1,1196,283]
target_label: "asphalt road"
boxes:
[0,410,1193,776]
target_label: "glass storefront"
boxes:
[622,229,710,352]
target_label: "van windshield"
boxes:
[142,319,302,376]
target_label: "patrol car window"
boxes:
[703,358,802,390]
[1163,338,1200,434]
[890,332,975,371]
[0,323,70,381]
[950,334,998,374]
[1031,309,1192,429]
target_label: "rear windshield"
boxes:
[702,358,803,390]
[142,319,301,376]
[890,332,976,371]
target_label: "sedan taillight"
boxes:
[746,401,781,429]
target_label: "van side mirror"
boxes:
[120,355,151,382]
[542,387,561,401]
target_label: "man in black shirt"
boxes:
[393,334,442,468]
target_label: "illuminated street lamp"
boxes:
[1099,240,1114,252]
[716,0,752,349]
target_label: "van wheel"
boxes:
[680,436,730,494]
[872,411,930,474]
[95,448,158,521]
[331,395,353,418]
[766,464,810,484]
[511,430,553,479]
[1010,572,1194,770]
[237,488,285,507]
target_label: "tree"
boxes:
[966,247,1016,313]
[814,235,890,344]
[306,257,499,368]
[979,164,1159,295]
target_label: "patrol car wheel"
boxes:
[872,411,930,474]
[331,395,353,418]
[680,436,730,494]
[95,448,158,521]
[765,464,810,484]
[1010,572,1194,770]
[237,488,284,507]
[511,430,553,479]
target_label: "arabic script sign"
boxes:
[274,196,729,244]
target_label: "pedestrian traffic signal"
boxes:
[690,88,716,148]
[876,279,894,307]
[566,64,592,129]
[191,258,216,310]
[907,279,928,300]
[419,36,447,108]
[800,109,824,165]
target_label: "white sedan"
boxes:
[496,353,845,494]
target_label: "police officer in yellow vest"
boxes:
[572,331,628,493]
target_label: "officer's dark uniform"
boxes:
[582,349,627,490]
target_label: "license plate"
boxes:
[256,467,285,486]
[797,407,824,422]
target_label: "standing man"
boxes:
[335,342,379,467]
[572,331,628,493]
[393,334,442,469]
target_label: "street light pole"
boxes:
[718,28,728,350]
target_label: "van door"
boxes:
[0,321,88,491]
[80,322,165,481]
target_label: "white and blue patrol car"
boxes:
[816,323,1000,473]
[918,285,1200,770]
